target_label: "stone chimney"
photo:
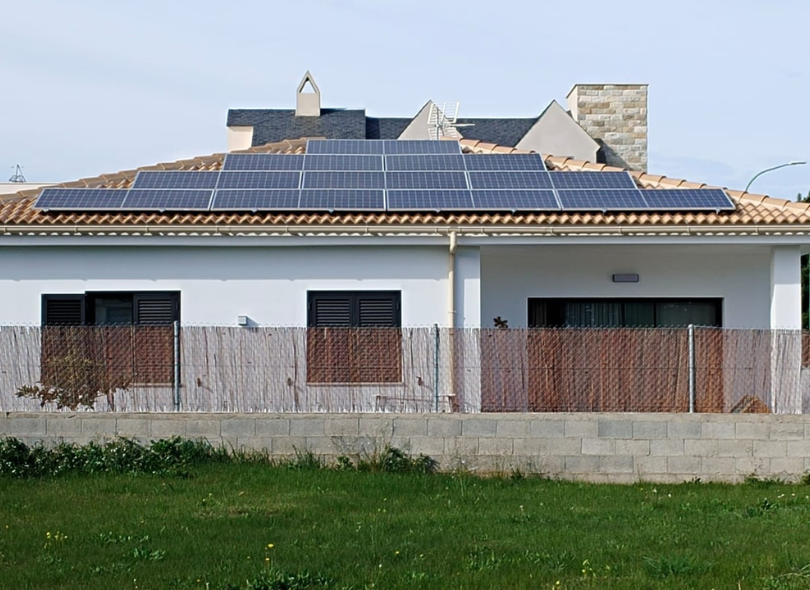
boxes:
[566,84,647,171]
[295,71,321,117]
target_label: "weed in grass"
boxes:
[286,449,325,471]
[222,567,333,590]
[745,474,785,487]
[465,545,503,572]
[745,497,780,517]
[642,554,710,578]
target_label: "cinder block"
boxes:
[513,438,548,456]
[530,420,564,438]
[633,421,668,439]
[290,417,325,436]
[599,455,634,473]
[461,418,496,437]
[537,455,564,475]
[736,457,768,475]
[408,437,446,457]
[667,456,701,475]
[496,419,529,438]
[753,440,787,458]
[603,473,639,484]
[445,436,478,456]
[305,436,336,454]
[598,420,633,439]
[116,418,150,437]
[46,417,82,436]
[770,423,804,440]
[564,455,599,474]
[545,437,582,456]
[769,457,805,475]
[0,417,9,435]
[718,439,753,458]
[787,440,810,457]
[668,421,701,439]
[616,439,650,456]
[684,439,718,457]
[650,439,684,456]
[357,417,394,438]
[325,417,359,437]
[150,419,185,438]
[270,436,308,454]
[564,420,597,438]
[185,419,221,437]
[582,438,615,455]
[389,417,426,437]
[81,417,117,436]
[736,422,769,440]
[11,416,47,436]
[235,437,272,452]
[635,456,668,475]
[427,417,461,437]
[701,457,736,475]
[256,418,290,436]
[478,438,513,455]
[221,418,256,438]
[701,421,735,439]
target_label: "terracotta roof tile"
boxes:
[1,137,808,233]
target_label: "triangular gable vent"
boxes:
[296,71,321,117]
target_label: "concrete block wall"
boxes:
[3,412,810,483]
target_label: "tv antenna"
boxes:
[8,164,26,183]
[427,102,474,140]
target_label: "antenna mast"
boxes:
[427,102,474,140]
[8,165,26,183]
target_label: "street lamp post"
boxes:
[744,161,807,194]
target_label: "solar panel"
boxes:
[468,171,552,190]
[302,171,385,189]
[471,190,560,211]
[382,140,462,154]
[641,189,736,211]
[550,171,637,190]
[122,189,213,211]
[299,189,385,211]
[211,189,300,211]
[33,188,128,210]
[385,155,466,171]
[556,189,648,211]
[222,154,304,171]
[132,171,220,190]
[303,155,383,171]
[386,171,468,190]
[387,190,473,210]
[306,140,385,155]
[463,154,546,171]
[216,171,300,189]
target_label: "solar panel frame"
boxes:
[386,189,474,211]
[210,189,301,211]
[385,155,466,171]
[303,155,384,171]
[382,140,462,154]
[122,189,213,211]
[299,189,385,211]
[302,171,386,189]
[132,171,220,190]
[471,189,560,211]
[216,171,301,189]
[468,171,552,190]
[306,140,385,155]
[549,171,637,190]
[33,188,128,211]
[385,171,469,190]
[463,153,547,171]
[556,189,649,211]
[640,189,736,211]
[222,154,304,171]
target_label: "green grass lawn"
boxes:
[2,465,810,589]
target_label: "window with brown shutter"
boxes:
[307,291,401,384]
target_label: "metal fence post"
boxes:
[433,324,440,412]
[687,324,696,413]
[173,320,181,412]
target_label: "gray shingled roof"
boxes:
[227,108,541,147]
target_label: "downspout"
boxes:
[447,231,458,411]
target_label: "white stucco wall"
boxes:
[0,245,449,327]
[480,244,773,329]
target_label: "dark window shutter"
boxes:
[134,294,178,325]
[42,295,85,326]
[357,294,399,327]
[310,295,352,327]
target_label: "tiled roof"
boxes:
[2,138,809,234]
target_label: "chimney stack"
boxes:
[567,84,647,171]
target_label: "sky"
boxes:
[1,0,808,200]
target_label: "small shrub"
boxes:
[357,446,437,474]
[285,449,324,470]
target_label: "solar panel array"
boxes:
[33,140,736,213]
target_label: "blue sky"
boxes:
[1,0,808,199]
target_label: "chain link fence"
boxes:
[0,325,807,413]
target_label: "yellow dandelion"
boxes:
[267,543,274,549]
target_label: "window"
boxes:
[307,291,402,384]
[41,292,180,385]
[528,298,721,328]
